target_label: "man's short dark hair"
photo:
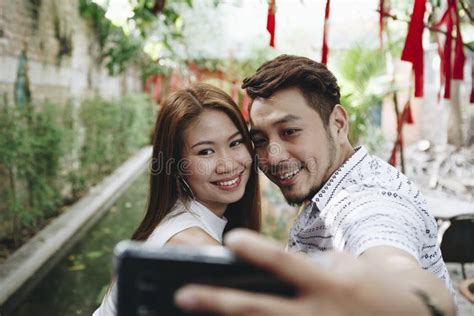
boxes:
[242,54,341,125]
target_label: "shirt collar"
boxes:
[311,146,369,210]
[188,200,228,241]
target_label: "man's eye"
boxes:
[198,149,214,156]
[252,138,267,148]
[283,129,298,136]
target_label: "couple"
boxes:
[95,55,456,316]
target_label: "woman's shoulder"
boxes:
[145,201,211,247]
[166,227,221,246]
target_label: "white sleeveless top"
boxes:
[92,199,228,316]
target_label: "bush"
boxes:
[0,102,65,243]
[0,93,156,249]
[76,93,156,190]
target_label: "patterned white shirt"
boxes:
[288,146,455,296]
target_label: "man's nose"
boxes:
[266,141,290,166]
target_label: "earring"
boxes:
[177,175,195,200]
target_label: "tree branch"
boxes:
[459,0,474,22]
[378,10,474,52]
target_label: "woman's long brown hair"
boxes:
[132,83,261,241]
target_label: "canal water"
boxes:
[11,173,296,316]
[12,174,148,316]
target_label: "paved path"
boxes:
[447,263,474,315]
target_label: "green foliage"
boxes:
[79,0,112,51]
[77,93,156,189]
[0,101,65,241]
[78,0,195,76]
[0,93,156,248]
[336,44,386,146]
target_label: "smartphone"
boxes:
[114,240,296,316]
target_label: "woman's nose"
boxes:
[215,150,238,174]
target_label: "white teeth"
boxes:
[217,177,239,187]
[277,169,300,180]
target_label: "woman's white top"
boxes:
[92,199,228,316]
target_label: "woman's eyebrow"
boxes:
[191,131,241,149]
[191,140,213,149]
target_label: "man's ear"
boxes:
[331,104,349,137]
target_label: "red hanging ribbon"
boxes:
[471,62,474,104]
[404,102,414,124]
[452,1,465,80]
[388,101,412,166]
[379,0,385,49]
[267,0,276,47]
[434,0,466,99]
[321,0,330,65]
[241,91,250,122]
[401,0,426,97]
[153,75,162,102]
[443,10,454,99]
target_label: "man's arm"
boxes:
[360,246,456,315]
[174,229,456,316]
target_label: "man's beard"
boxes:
[283,183,323,207]
[281,133,338,207]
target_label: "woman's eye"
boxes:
[230,139,243,147]
[198,149,214,156]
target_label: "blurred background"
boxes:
[0,0,473,315]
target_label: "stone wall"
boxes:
[0,0,141,106]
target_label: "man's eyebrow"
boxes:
[250,114,302,136]
[273,114,302,125]
[249,128,262,137]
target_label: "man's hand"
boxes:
[174,229,453,316]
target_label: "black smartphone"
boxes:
[114,240,296,316]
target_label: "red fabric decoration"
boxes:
[471,62,474,104]
[434,0,466,99]
[401,0,426,98]
[388,101,413,166]
[170,71,179,91]
[404,101,414,124]
[388,146,397,166]
[443,10,454,99]
[231,80,239,103]
[379,0,385,49]
[267,0,276,47]
[241,91,250,122]
[452,2,465,80]
[153,75,162,102]
[321,0,330,65]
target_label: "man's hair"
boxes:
[242,54,341,125]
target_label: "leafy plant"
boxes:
[0,93,156,253]
[336,44,386,146]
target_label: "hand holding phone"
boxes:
[114,240,296,316]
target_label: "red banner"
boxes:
[267,0,276,47]
[434,0,466,99]
[401,0,426,97]
[379,0,385,49]
[321,0,330,64]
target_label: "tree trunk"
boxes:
[447,80,464,149]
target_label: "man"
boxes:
[175,55,456,315]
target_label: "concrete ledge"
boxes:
[0,146,152,311]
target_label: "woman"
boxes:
[93,83,261,315]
